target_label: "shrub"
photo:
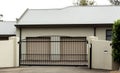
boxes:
[112,19,120,63]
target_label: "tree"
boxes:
[112,20,120,63]
[109,0,120,5]
[79,0,95,6]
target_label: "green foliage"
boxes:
[79,0,95,6]
[112,19,120,63]
[89,0,95,5]
[109,0,120,5]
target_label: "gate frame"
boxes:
[19,28,22,66]
[90,43,92,69]
[19,31,88,66]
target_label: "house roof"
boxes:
[0,21,16,35]
[16,6,120,25]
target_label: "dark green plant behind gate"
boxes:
[112,20,120,63]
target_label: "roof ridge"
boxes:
[28,5,120,10]
[16,8,29,23]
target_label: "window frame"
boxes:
[106,29,112,41]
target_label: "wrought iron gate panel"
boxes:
[20,37,88,66]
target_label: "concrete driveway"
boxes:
[0,66,110,73]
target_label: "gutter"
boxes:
[15,24,113,28]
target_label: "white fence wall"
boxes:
[88,36,112,70]
[0,36,113,70]
[0,37,19,68]
[92,40,112,70]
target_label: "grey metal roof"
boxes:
[16,6,120,25]
[0,21,16,35]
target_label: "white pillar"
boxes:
[51,36,60,60]
[87,36,98,68]
[9,37,19,67]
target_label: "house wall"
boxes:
[96,27,112,40]
[16,26,112,40]
[16,27,94,39]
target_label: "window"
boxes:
[106,29,112,41]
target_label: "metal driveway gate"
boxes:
[20,37,88,66]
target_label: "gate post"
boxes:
[90,43,92,69]
[87,36,98,69]
[19,28,22,66]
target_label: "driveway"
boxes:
[0,66,110,73]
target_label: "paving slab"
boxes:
[110,71,120,73]
[0,66,110,73]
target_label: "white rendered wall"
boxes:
[0,37,19,68]
[18,27,94,39]
[51,36,60,60]
[92,40,112,70]
[88,36,112,70]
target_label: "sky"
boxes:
[0,0,111,21]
